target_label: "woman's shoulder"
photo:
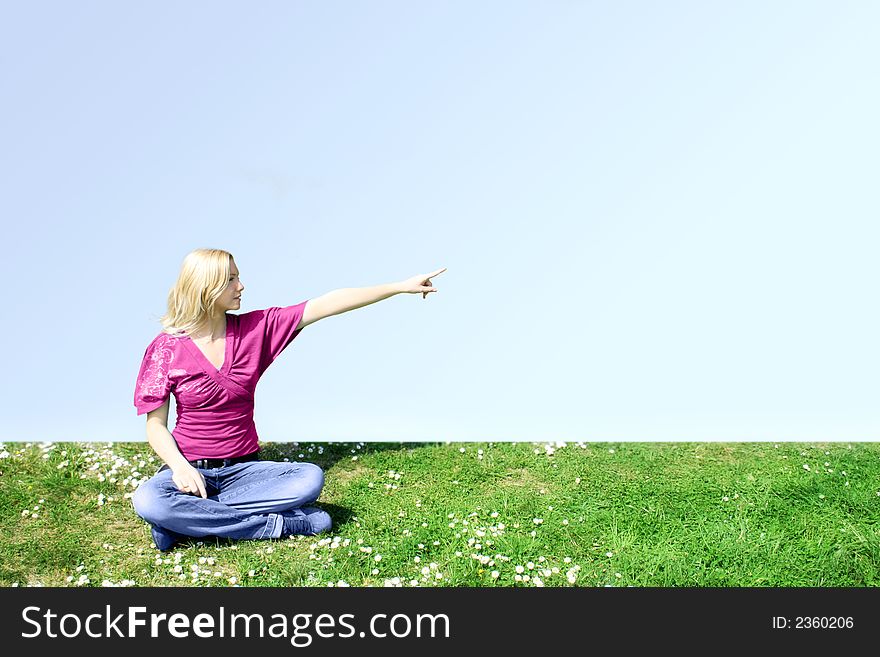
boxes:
[236,302,307,326]
[233,308,268,331]
[145,330,187,350]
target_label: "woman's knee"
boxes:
[131,478,174,525]
[302,462,325,495]
[284,462,324,504]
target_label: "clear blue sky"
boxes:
[2,1,878,443]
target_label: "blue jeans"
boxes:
[132,460,325,541]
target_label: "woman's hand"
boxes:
[171,464,208,498]
[399,267,447,299]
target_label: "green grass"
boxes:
[1,440,878,587]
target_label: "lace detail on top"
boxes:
[135,337,174,408]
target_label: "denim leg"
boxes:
[132,468,278,541]
[213,461,325,514]
[131,461,326,541]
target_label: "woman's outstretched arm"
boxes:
[299,267,446,329]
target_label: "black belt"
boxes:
[188,451,260,469]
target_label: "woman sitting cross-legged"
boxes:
[132,247,444,550]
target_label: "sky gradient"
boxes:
[2,1,878,443]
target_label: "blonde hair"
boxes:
[160,248,234,336]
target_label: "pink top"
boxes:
[133,302,308,460]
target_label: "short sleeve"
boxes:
[134,336,174,415]
[260,300,309,372]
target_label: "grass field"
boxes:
[1,440,878,587]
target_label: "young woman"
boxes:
[132,248,445,551]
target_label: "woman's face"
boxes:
[219,259,245,311]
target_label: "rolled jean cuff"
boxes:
[265,513,283,539]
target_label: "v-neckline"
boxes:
[186,314,233,372]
